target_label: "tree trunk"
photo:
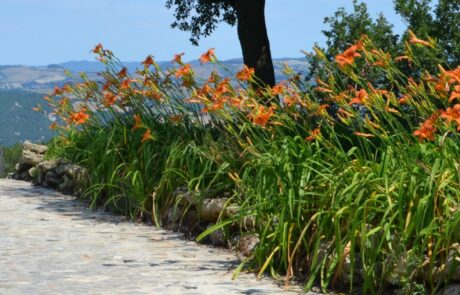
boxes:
[233,0,275,87]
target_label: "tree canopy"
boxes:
[165,0,237,46]
[165,0,276,87]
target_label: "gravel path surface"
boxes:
[0,179,316,295]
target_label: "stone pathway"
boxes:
[0,179,316,295]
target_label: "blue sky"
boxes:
[0,0,406,65]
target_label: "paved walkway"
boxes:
[0,179,313,295]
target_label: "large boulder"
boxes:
[20,141,47,167]
[179,191,239,222]
[23,141,48,155]
[44,170,59,188]
[20,149,45,166]
[35,160,59,184]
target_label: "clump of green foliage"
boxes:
[42,32,460,294]
[0,143,22,177]
[308,0,459,81]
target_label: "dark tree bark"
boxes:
[233,0,276,87]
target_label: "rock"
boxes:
[21,149,44,166]
[425,243,460,283]
[196,198,239,222]
[20,141,48,167]
[37,160,59,172]
[36,160,59,184]
[236,234,260,257]
[208,224,226,247]
[56,163,88,188]
[447,244,460,281]
[20,170,32,182]
[179,191,240,222]
[23,141,47,154]
[436,284,460,295]
[58,175,76,195]
[15,162,31,173]
[44,170,59,187]
[179,208,199,233]
[167,206,183,224]
[28,167,37,180]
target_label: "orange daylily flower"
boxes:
[305,128,321,141]
[408,30,433,48]
[349,89,368,105]
[449,86,460,102]
[119,79,137,90]
[206,93,226,112]
[117,67,128,78]
[92,43,103,54]
[142,55,154,68]
[335,40,363,68]
[175,64,192,78]
[434,77,450,97]
[399,95,410,104]
[414,114,438,142]
[132,114,142,130]
[215,78,231,94]
[441,104,460,130]
[102,81,112,91]
[228,95,244,108]
[103,92,117,106]
[173,52,185,64]
[200,48,215,64]
[236,65,255,81]
[271,84,286,96]
[70,110,90,125]
[444,67,460,85]
[141,128,153,143]
[250,105,275,126]
[283,95,299,107]
[53,86,63,96]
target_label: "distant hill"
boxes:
[58,57,309,84]
[0,89,55,146]
[0,57,309,93]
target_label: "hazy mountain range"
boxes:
[0,57,309,92]
[0,57,309,146]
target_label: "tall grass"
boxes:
[43,35,460,294]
